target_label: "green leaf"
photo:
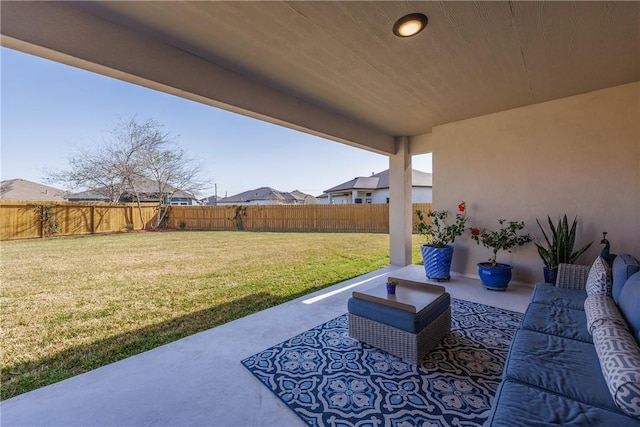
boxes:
[535,214,593,268]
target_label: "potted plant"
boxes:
[415,202,468,281]
[386,278,399,294]
[535,215,593,284]
[470,219,533,290]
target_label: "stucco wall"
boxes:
[432,82,640,284]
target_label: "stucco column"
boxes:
[389,136,412,266]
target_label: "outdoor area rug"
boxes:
[241,299,523,427]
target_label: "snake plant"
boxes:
[535,215,593,270]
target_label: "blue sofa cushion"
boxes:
[618,271,640,344]
[592,321,640,417]
[521,302,592,343]
[503,329,619,412]
[613,255,640,303]
[347,293,450,333]
[586,256,613,297]
[486,379,640,427]
[585,294,629,334]
[531,282,587,310]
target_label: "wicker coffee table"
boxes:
[348,278,451,364]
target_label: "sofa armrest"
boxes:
[556,263,590,289]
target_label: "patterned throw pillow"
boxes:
[584,294,629,334]
[592,322,640,417]
[586,256,613,297]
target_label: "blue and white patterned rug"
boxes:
[241,299,522,427]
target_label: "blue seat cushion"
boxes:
[531,282,587,310]
[612,254,640,303]
[486,379,640,426]
[617,271,640,344]
[521,302,592,343]
[347,293,450,334]
[503,329,619,412]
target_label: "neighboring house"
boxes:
[216,187,318,206]
[65,178,198,205]
[284,190,319,205]
[200,195,220,206]
[315,193,329,204]
[320,169,432,204]
[0,179,68,202]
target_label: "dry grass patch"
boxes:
[1,231,423,399]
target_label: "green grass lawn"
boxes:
[1,231,425,400]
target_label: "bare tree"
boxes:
[46,117,204,229]
[47,144,127,202]
[143,147,204,228]
[108,118,171,226]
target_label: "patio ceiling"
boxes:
[1,1,639,155]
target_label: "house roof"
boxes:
[218,187,316,204]
[0,179,68,201]
[285,190,319,205]
[66,178,195,201]
[218,187,285,203]
[324,169,432,193]
[65,190,111,201]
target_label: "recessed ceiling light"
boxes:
[393,13,428,38]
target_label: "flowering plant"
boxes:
[415,202,468,248]
[470,220,533,266]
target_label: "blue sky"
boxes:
[0,47,431,198]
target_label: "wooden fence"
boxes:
[0,201,431,240]
[0,201,158,240]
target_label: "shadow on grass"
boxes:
[1,282,338,401]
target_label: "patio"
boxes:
[1,266,532,426]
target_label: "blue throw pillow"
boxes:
[618,270,640,345]
[612,254,640,303]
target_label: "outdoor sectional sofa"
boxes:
[487,254,640,426]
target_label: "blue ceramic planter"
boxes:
[543,267,558,285]
[478,262,513,291]
[421,245,454,281]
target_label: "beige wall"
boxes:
[432,82,640,284]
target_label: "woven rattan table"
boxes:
[348,278,451,364]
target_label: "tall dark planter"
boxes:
[421,244,454,281]
[543,267,558,285]
[478,262,513,291]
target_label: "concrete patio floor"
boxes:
[1,265,533,427]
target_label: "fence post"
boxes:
[37,204,44,238]
[90,205,95,234]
